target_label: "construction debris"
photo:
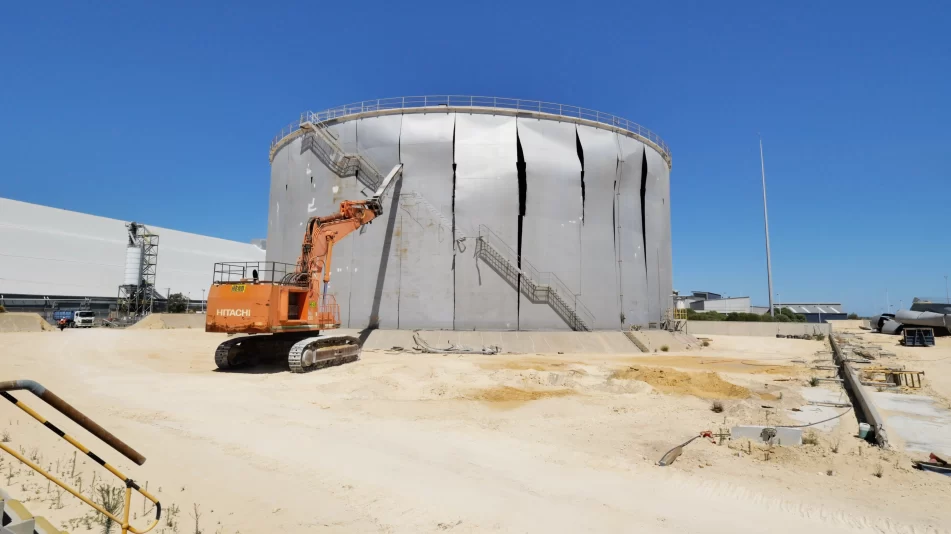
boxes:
[413,332,501,355]
[657,431,715,466]
[860,367,925,389]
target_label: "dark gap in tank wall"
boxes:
[613,159,618,247]
[640,150,649,280]
[614,157,621,323]
[516,131,527,329]
[451,116,457,330]
[576,129,585,224]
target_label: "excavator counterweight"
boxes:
[205,163,403,373]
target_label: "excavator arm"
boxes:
[295,163,403,302]
[206,163,402,373]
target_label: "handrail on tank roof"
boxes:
[270,95,670,165]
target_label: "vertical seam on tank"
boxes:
[575,126,586,320]
[515,126,527,331]
[451,115,457,331]
[640,149,650,322]
[614,153,622,326]
[576,127,585,225]
[397,116,403,329]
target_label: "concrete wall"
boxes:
[266,109,673,331]
[0,198,265,299]
[685,321,831,337]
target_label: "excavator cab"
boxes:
[205,261,340,333]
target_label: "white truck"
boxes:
[72,311,96,328]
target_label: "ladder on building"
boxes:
[475,225,594,331]
[299,119,384,192]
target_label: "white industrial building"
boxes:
[0,198,265,316]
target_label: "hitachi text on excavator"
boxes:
[205,164,403,373]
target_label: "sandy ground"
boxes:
[0,329,948,533]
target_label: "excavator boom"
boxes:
[206,163,403,373]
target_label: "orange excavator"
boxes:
[206,164,403,373]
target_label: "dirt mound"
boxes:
[464,386,575,407]
[0,313,53,333]
[129,314,205,330]
[611,366,751,399]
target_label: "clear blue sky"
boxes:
[1,1,948,316]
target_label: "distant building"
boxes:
[692,296,752,313]
[678,291,754,314]
[0,198,265,320]
[776,303,847,323]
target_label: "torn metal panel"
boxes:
[617,136,648,327]
[646,147,673,323]
[643,143,666,324]
[895,309,951,333]
[576,125,622,330]
[347,115,404,328]
[397,113,456,329]
[454,113,519,330]
[516,117,583,330]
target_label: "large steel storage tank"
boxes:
[266,97,672,331]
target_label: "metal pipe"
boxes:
[0,380,146,465]
[759,137,775,317]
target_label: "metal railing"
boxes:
[0,380,161,534]
[271,96,670,162]
[476,225,595,330]
[299,122,384,190]
[212,261,303,286]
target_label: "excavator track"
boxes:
[214,335,265,370]
[288,335,361,373]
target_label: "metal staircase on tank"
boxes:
[402,191,468,252]
[298,116,384,192]
[475,225,595,331]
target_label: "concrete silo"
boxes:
[266,97,672,331]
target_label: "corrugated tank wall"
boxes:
[266,111,671,330]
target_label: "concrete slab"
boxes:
[788,387,850,431]
[731,425,803,446]
[871,391,951,456]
